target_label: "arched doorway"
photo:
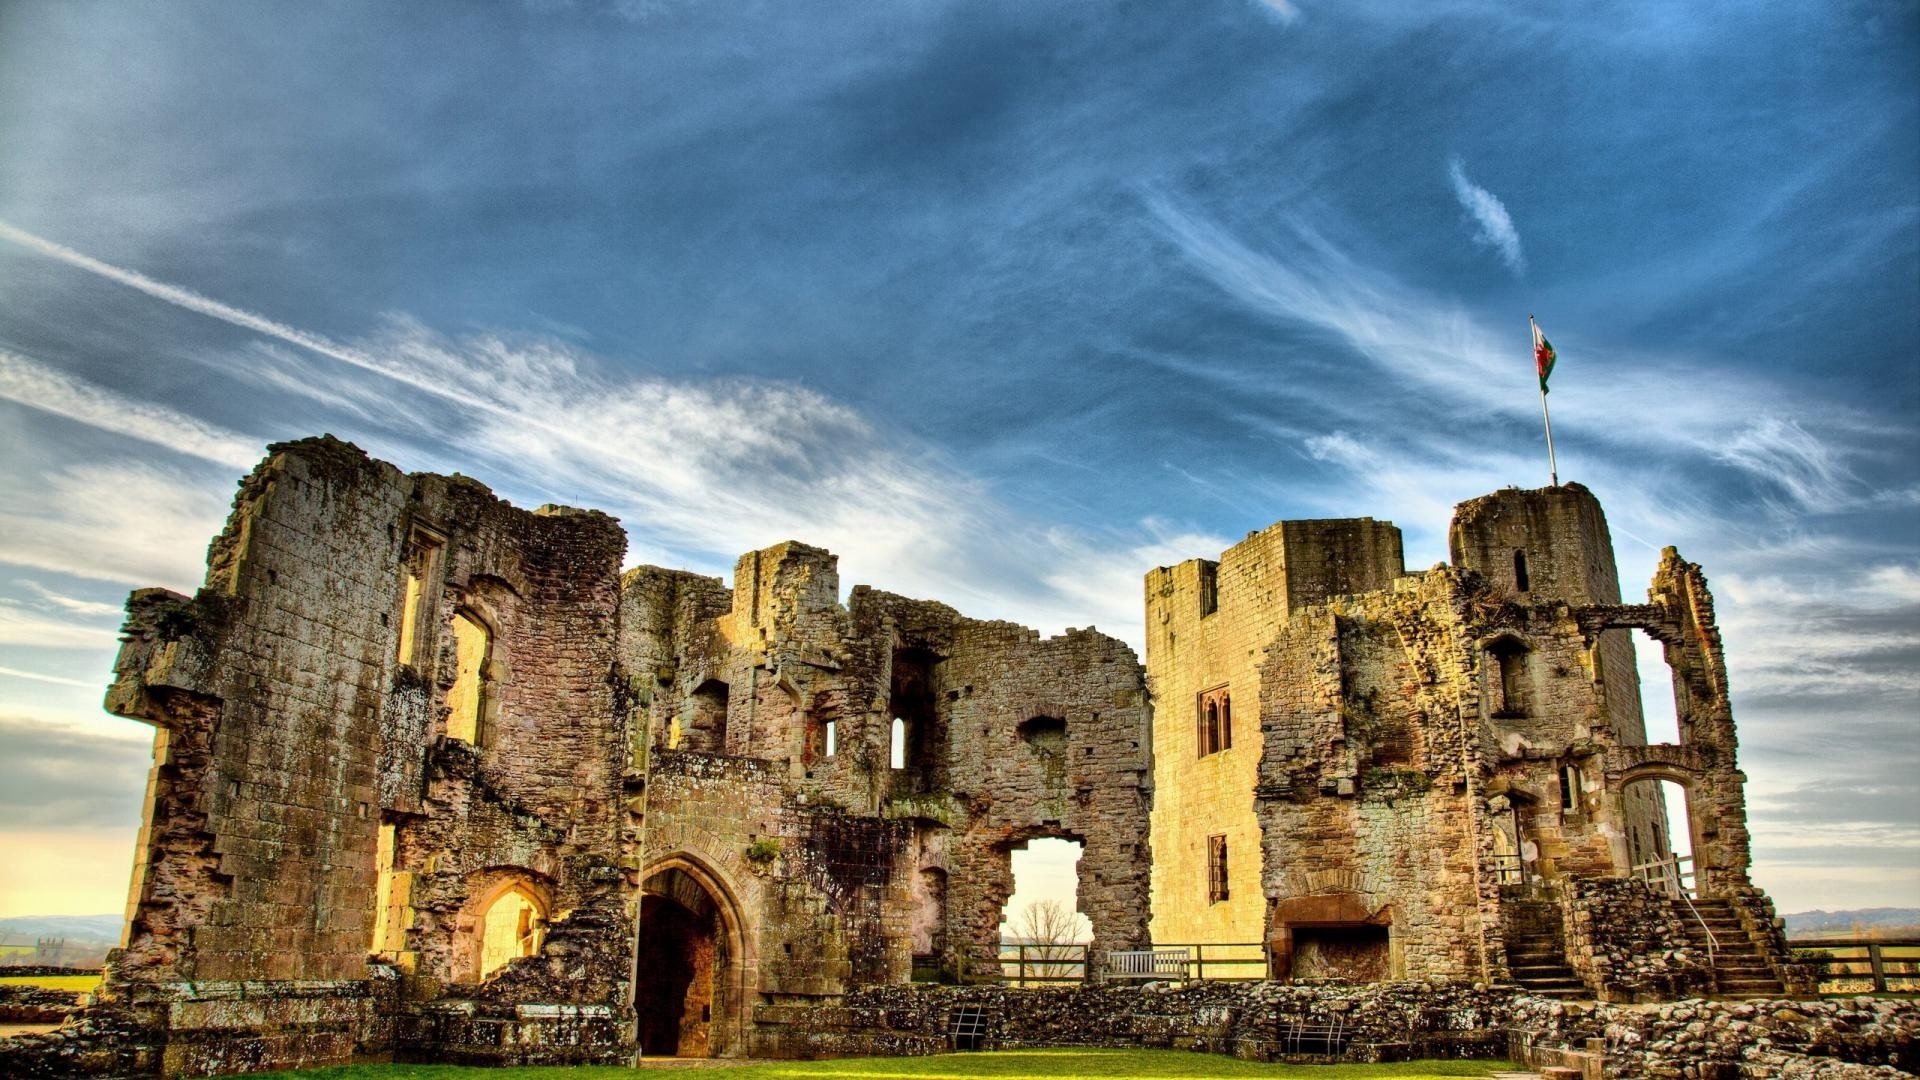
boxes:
[637,859,748,1058]
[1619,770,1700,897]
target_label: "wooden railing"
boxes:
[994,941,1270,986]
[995,943,1088,987]
[1790,939,1920,995]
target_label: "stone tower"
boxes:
[1143,518,1404,948]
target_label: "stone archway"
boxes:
[1617,763,1704,897]
[637,856,751,1058]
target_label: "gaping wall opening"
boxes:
[478,885,545,979]
[638,864,739,1058]
[1632,629,1682,745]
[1017,715,1067,785]
[451,873,550,985]
[889,646,944,788]
[1292,924,1390,981]
[1485,637,1531,719]
[1622,775,1692,895]
[683,678,729,754]
[997,838,1090,982]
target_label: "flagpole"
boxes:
[1531,315,1559,487]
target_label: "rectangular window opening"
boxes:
[395,527,445,667]
[1207,834,1229,903]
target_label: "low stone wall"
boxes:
[0,979,382,1079]
[396,1000,629,1066]
[752,981,1515,1062]
[0,984,87,1024]
[1564,878,1712,1002]
[1512,995,1920,1078]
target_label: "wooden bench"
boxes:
[1105,948,1190,980]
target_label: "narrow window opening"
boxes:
[888,646,944,789]
[890,717,907,770]
[1560,763,1583,814]
[1207,834,1230,903]
[1513,549,1531,593]
[1197,560,1219,617]
[824,718,837,757]
[446,611,490,744]
[1197,686,1232,756]
[370,821,411,959]
[395,529,444,667]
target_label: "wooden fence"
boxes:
[1789,938,1920,995]
[995,941,1269,986]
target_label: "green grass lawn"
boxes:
[255,1049,1517,1079]
[0,974,100,992]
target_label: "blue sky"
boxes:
[0,0,1915,920]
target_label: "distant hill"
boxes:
[1784,908,1920,938]
[0,914,123,945]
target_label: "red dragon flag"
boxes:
[1532,317,1557,394]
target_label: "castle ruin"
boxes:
[2,436,1818,1076]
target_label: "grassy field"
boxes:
[0,974,101,992]
[254,1050,1517,1079]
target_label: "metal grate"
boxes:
[1279,1012,1348,1059]
[948,1006,989,1051]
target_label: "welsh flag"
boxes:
[1532,318,1557,393]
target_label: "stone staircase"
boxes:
[1674,898,1785,996]
[1503,901,1588,998]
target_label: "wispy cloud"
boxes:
[1252,0,1301,25]
[0,602,122,649]
[0,222,1186,649]
[0,666,99,689]
[1447,157,1525,274]
[1713,415,1858,514]
[0,462,230,589]
[1142,191,1888,519]
[0,350,260,469]
[15,581,124,619]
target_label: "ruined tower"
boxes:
[1149,482,1804,999]
[1143,518,1404,948]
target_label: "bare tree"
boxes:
[1005,899,1086,982]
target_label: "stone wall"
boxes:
[1511,995,1920,1078]
[752,980,1515,1062]
[620,539,1153,1002]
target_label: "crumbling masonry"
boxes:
[78,437,1151,1074]
[1147,482,1811,1001]
[4,438,1815,1077]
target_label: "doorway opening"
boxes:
[637,866,727,1057]
[1622,775,1696,896]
